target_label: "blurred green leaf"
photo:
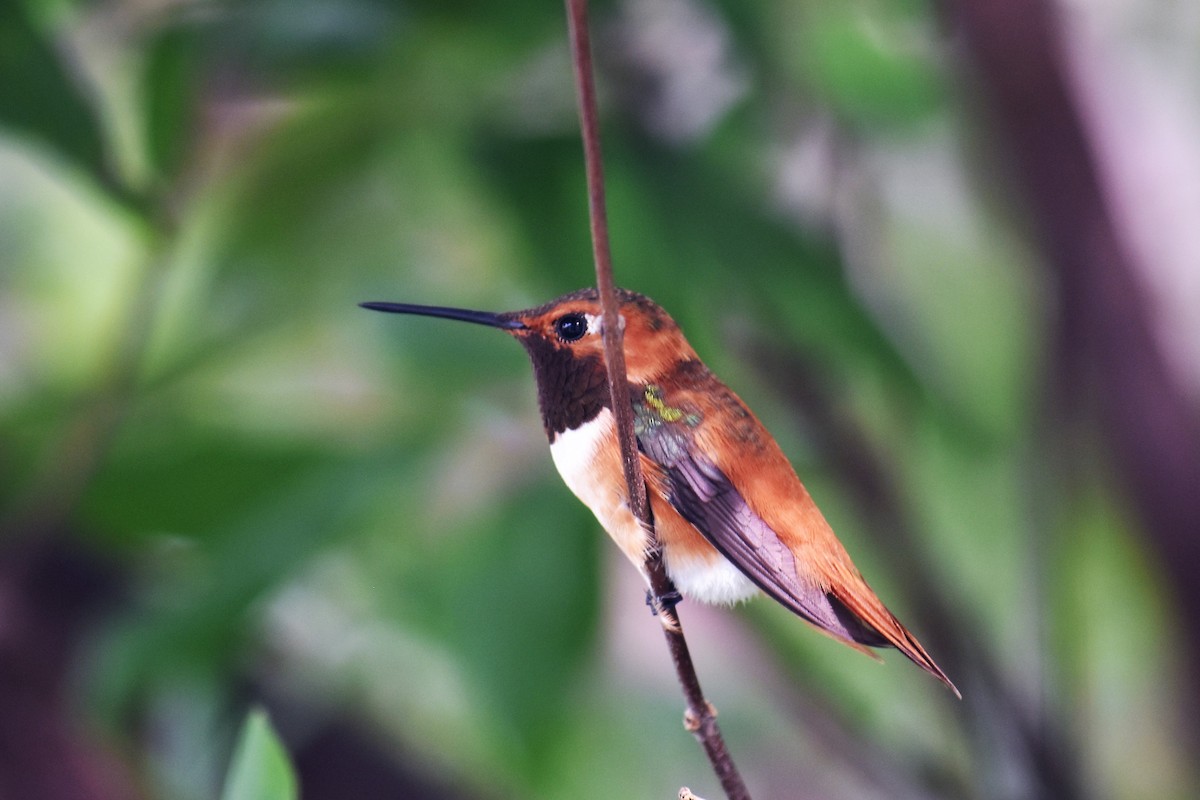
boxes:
[792,3,944,128]
[437,481,600,782]
[80,424,328,548]
[226,0,400,79]
[220,709,298,800]
[85,465,374,728]
[142,23,203,186]
[0,1,114,195]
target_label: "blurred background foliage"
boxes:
[1,0,1198,798]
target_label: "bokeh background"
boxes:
[2,0,1199,798]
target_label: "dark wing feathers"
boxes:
[640,428,887,650]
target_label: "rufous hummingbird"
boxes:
[362,288,959,696]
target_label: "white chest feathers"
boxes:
[548,409,758,606]
[548,410,646,560]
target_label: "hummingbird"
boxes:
[362,288,959,696]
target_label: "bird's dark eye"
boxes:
[554,313,588,342]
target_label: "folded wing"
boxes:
[660,449,887,652]
[637,409,959,696]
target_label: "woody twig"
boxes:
[563,2,750,797]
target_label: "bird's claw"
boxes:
[645,588,683,616]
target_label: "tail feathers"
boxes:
[829,586,961,699]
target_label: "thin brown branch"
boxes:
[563,2,750,797]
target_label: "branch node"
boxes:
[685,702,719,732]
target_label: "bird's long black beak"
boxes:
[359,301,526,330]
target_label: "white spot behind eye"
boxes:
[584,313,625,335]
